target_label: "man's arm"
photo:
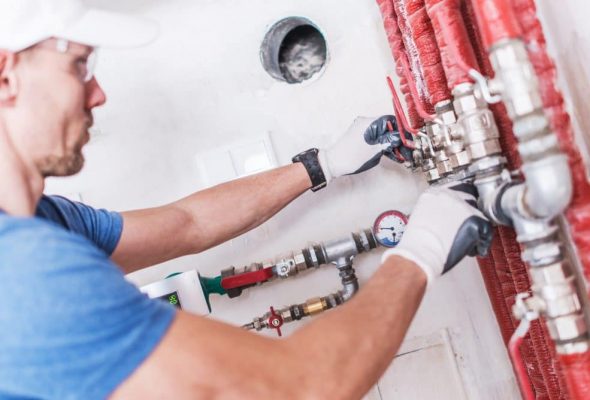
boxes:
[112,116,409,274]
[110,256,427,400]
[110,184,491,399]
[112,163,311,273]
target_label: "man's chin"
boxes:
[39,153,85,177]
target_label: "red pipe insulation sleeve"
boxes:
[424,0,479,89]
[497,227,558,399]
[509,323,536,400]
[559,352,590,399]
[511,0,590,288]
[511,1,590,397]
[392,0,435,113]
[461,0,521,172]
[465,1,552,384]
[377,0,590,397]
[399,75,423,128]
[464,1,568,397]
[401,0,450,106]
[471,0,522,49]
[477,234,517,345]
[377,0,423,128]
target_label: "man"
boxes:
[0,1,491,399]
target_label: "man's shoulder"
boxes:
[0,215,176,400]
[0,214,106,268]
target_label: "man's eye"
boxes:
[73,59,88,75]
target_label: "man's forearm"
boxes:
[285,255,427,398]
[113,163,311,273]
[175,162,311,251]
[110,256,427,399]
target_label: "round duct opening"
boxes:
[261,17,327,84]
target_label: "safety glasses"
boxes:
[34,38,98,83]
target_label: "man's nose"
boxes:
[85,77,107,109]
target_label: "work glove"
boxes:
[382,183,493,285]
[318,115,414,183]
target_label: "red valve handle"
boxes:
[267,306,284,337]
[220,267,274,290]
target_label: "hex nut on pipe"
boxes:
[542,295,582,319]
[490,40,543,118]
[547,314,588,343]
[529,262,572,286]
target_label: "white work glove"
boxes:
[318,115,414,183]
[382,183,493,285]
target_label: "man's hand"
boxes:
[382,183,493,284]
[318,115,413,183]
[363,115,415,164]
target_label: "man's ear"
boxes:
[0,51,18,105]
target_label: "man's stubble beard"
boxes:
[38,151,85,177]
[37,130,88,177]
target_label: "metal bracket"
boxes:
[513,292,541,322]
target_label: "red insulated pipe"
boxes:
[486,233,551,398]
[463,0,552,393]
[377,0,580,397]
[509,320,536,400]
[464,1,569,397]
[399,74,423,129]
[510,1,590,398]
[471,0,523,49]
[559,352,590,399]
[377,0,423,129]
[399,55,437,120]
[511,0,590,283]
[424,0,479,90]
[461,0,521,171]
[387,75,420,143]
[477,234,517,345]
[392,0,436,113]
[400,0,450,107]
[497,227,558,399]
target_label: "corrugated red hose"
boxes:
[377,0,423,129]
[401,0,450,107]
[392,0,435,113]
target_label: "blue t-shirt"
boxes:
[0,196,176,400]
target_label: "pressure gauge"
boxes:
[373,210,408,248]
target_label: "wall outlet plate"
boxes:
[195,132,278,187]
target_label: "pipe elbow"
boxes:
[340,280,359,302]
[522,154,572,219]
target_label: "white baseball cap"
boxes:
[0,0,159,52]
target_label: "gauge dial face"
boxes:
[373,210,408,248]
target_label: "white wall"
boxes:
[46,0,518,398]
[536,0,590,170]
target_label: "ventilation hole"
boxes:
[261,17,327,84]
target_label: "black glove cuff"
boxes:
[292,148,327,192]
